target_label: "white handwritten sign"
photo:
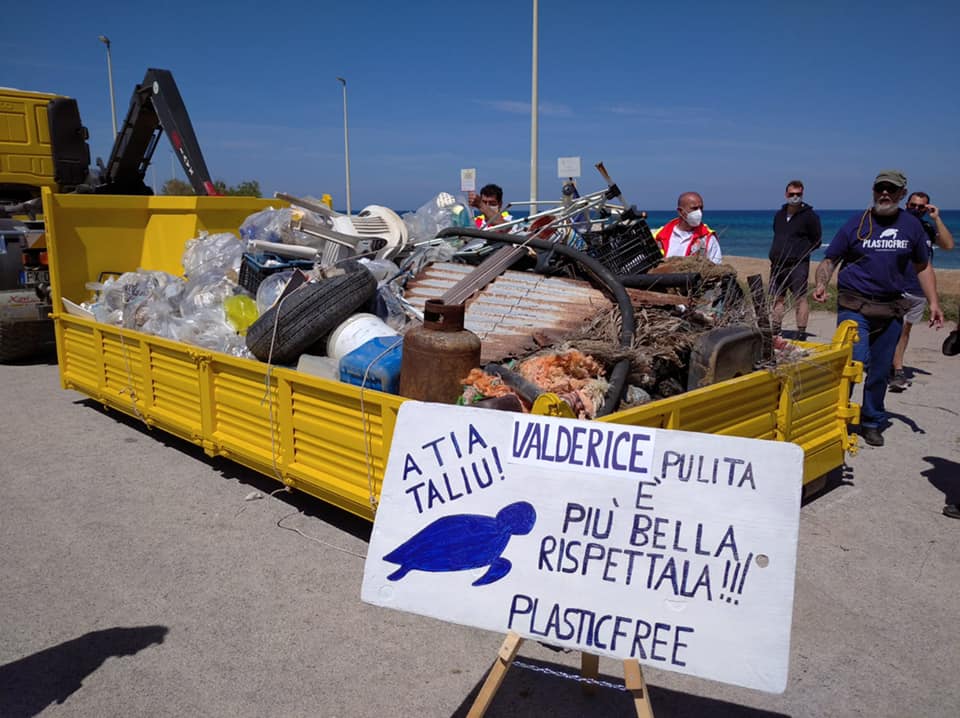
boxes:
[557,156,581,178]
[460,168,476,193]
[362,402,802,693]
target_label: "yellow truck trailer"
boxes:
[42,189,861,521]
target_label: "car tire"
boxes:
[245,266,377,364]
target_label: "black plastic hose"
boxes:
[483,363,544,404]
[436,227,634,416]
[619,272,701,293]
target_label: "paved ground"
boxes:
[1,311,958,717]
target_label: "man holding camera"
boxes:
[888,191,954,391]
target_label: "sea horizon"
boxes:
[473,207,960,270]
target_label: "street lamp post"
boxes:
[336,77,352,216]
[98,35,118,139]
[529,0,539,209]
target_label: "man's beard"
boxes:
[873,200,899,216]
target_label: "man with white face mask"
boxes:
[812,170,944,447]
[652,191,723,264]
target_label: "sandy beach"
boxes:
[723,254,960,297]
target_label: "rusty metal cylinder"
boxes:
[400,300,481,403]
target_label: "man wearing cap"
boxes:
[812,170,944,447]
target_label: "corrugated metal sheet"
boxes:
[405,262,613,362]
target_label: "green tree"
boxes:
[213,179,262,197]
[161,178,195,195]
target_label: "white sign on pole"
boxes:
[557,156,581,178]
[362,402,802,694]
[460,168,477,193]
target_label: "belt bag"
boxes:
[837,290,912,319]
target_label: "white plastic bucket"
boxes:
[326,313,398,360]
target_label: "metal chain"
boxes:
[511,659,628,692]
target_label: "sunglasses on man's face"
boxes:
[873,183,900,194]
[787,192,803,197]
[907,203,927,211]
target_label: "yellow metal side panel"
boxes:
[99,331,146,406]
[602,372,778,435]
[146,342,204,441]
[286,378,405,520]
[209,361,283,471]
[602,328,860,488]
[58,318,100,394]
[42,191,280,309]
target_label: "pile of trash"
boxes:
[76,188,808,416]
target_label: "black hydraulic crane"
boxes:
[47,68,218,196]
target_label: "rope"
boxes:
[356,335,404,514]
[511,659,629,692]
[117,327,147,423]
[855,208,873,242]
[114,293,147,423]
[260,292,292,485]
[276,510,368,559]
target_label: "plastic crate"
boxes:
[238,252,316,293]
[583,217,662,276]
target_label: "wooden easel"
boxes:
[466,632,655,718]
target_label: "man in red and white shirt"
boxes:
[652,191,723,264]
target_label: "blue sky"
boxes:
[5,0,959,211]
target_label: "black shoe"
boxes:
[888,369,910,392]
[861,426,884,447]
[944,504,960,520]
[943,330,960,357]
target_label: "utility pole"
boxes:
[336,77,352,215]
[529,0,539,209]
[98,35,118,139]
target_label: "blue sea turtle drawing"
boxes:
[383,501,537,586]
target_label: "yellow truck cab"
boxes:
[0,86,62,207]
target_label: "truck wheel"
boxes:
[0,321,55,363]
[245,266,377,364]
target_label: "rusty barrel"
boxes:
[399,300,481,403]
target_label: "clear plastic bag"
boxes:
[255,270,295,314]
[92,270,184,328]
[399,241,459,279]
[173,307,240,353]
[180,272,239,317]
[357,257,400,283]
[182,232,244,279]
[374,284,411,330]
[401,192,473,243]
[239,206,328,250]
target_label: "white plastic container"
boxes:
[326,313,399,360]
[296,353,341,381]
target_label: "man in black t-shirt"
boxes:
[768,180,822,339]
